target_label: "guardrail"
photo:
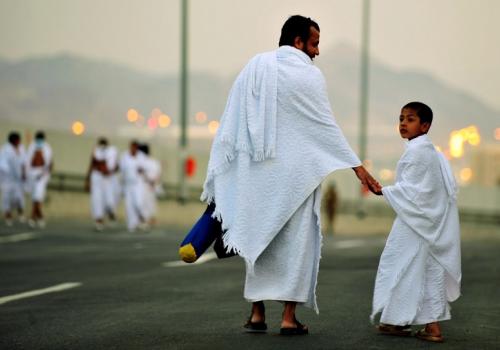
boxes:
[48,172,499,224]
[48,172,202,202]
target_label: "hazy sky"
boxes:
[1,0,499,110]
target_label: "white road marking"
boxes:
[0,282,82,306]
[0,232,36,244]
[163,252,218,267]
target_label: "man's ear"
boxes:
[293,36,304,50]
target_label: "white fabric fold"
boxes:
[372,134,461,324]
[201,46,361,271]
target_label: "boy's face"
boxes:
[399,108,430,140]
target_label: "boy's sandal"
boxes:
[280,319,309,336]
[415,329,444,343]
[243,318,267,333]
[377,323,412,337]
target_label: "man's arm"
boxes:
[352,166,382,195]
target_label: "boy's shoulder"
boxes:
[402,138,437,164]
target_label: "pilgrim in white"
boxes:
[26,131,53,228]
[201,15,380,334]
[120,140,148,232]
[0,132,27,226]
[85,138,117,231]
[371,102,461,343]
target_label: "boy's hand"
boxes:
[353,166,382,195]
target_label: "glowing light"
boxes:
[71,121,85,135]
[127,109,139,122]
[449,125,481,158]
[208,120,220,135]
[379,169,394,181]
[449,132,464,158]
[147,117,158,130]
[435,145,442,152]
[459,168,473,183]
[195,111,208,123]
[158,114,171,128]
[495,128,500,141]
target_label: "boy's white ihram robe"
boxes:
[202,46,361,312]
[371,134,461,325]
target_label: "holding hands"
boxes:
[353,166,382,195]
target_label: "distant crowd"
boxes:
[0,131,163,232]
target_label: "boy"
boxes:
[371,102,461,343]
[26,131,53,228]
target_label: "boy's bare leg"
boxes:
[425,322,442,336]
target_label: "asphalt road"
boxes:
[0,219,499,350]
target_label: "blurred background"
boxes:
[0,0,499,224]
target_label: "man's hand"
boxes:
[353,166,382,195]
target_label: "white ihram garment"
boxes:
[371,134,461,325]
[201,46,361,312]
[0,143,26,213]
[142,157,161,220]
[90,147,115,219]
[26,142,52,202]
[105,146,121,211]
[120,151,147,231]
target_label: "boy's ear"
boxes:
[421,122,431,133]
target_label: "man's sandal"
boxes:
[416,328,444,343]
[243,317,267,333]
[377,323,412,337]
[280,319,309,335]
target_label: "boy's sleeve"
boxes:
[382,152,443,244]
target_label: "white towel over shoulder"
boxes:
[202,46,361,269]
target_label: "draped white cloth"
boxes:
[120,151,147,230]
[201,46,361,311]
[26,142,52,201]
[371,134,461,325]
[142,156,161,220]
[0,143,26,212]
[90,146,118,219]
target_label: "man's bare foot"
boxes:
[250,301,265,323]
[280,302,308,334]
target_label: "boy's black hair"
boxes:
[35,131,45,140]
[8,131,20,144]
[403,101,433,125]
[279,15,320,47]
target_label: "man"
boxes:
[85,138,117,231]
[0,132,27,226]
[26,131,53,228]
[120,140,148,232]
[201,15,381,335]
